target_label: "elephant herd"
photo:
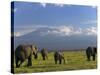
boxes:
[15,44,97,68]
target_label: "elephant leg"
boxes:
[59,59,62,64]
[27,55,32,66]
[86,53,90,61]
[34,53,38,59]
[43,56,45,60]
[92,54,95,61]
[27,58,32,66]
[54,56,57,64]
[15,57,20,68]
[18,60,24,67]
[55,59,57,64]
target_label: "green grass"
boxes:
[13,50,97,73]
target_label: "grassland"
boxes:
[13,50,97,73]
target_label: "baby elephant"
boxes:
[54,51,65,64]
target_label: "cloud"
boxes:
[54,3,64,7]
[40,3,64,8]
[85,27,97,35]
[14,25,97,37]
[14,29,36,37]
[14,32,22,37]
[40,3,46,8]
[38,26,97,36]
[55,26,74,36]
[46,26,82,36]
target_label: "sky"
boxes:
[12,1,97,50]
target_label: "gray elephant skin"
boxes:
[54,51,65,64]
[15,44,38,68]
[86,47,97,61]
[41,48,48,60]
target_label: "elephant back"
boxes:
[15,45,32,59]
[41,48,48,55]
[86,47,92,54]
[54,51,62,59]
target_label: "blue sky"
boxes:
[12,2,97,50]
[13,2,97,26]
[12,1,97,37]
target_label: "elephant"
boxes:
[15,44,38,68]
[86,46,97,61]
[54,51,65,64]
[41,48,48,60]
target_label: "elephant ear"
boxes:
[31,45,38,55]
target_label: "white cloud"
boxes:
[51,26,82,36]
[54,3,64,7]
[85,27,97,35]
[57,26,73,36]
[14,29,36,37]
[73,28,82,35]
[58,26,73,33]
[40,3,46,8]
[39,26,97,36]
[14,32,22,37]
[14,25,97,37]
[37,26,82,36]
